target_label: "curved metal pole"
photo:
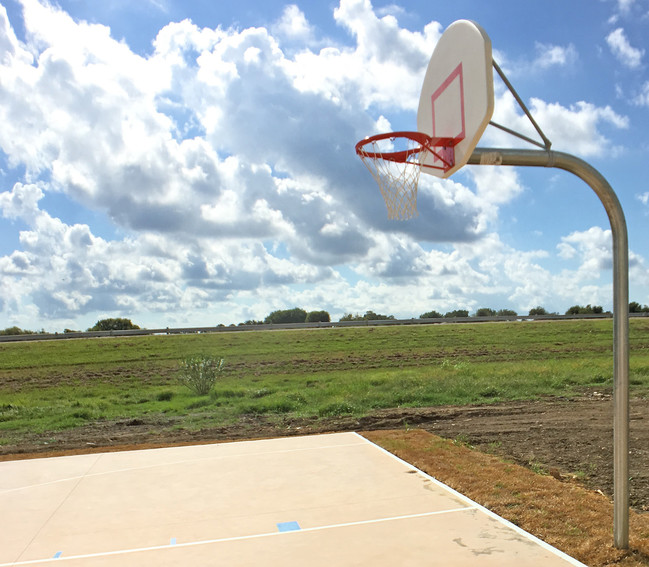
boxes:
[468,147,630,549]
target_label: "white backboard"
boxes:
[417,20,494,178]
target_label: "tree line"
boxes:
[236,302,649,326]
[2,302,649,336]
[1,318,140,336]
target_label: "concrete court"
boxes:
[0,432,587,566]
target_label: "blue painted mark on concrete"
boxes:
[53,551,62,558]
[170,537,177,545]
[277,521,301,532]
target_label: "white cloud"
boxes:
[498,42,577,78]
[0,182,44,222]
[558,227,613,273]
[469,167,525,208]
[503,228,613,311]
[532,99,629,156]
[273,5,315,44]
[533,42,578,69]
[286,0,441,110]
[0,179,336,325]
[634,81,649,106]
[618,0,636,12]
[486,89,628,156]
[606,27,644,68]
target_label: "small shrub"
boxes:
[250,388,273,398]
[441,359,469,371]
[318,401,356,417]
[72,410,93,420]
[156,391,174,402]
[286,392,307,405]
[480,386,500,398]
[178,355,225,395]
[186,398,211,410]
[267,400,298,414]
[591,374,608,384]
[453,433,473,448]
[216,389,246,399]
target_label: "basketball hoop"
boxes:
[355,131,458,219]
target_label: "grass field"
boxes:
[1,318,648,444]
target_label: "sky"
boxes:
[0,0,648,331]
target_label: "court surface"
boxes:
[1,432,586,566]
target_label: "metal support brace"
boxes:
[468,147,630,550]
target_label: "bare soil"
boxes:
[2,393,649,566]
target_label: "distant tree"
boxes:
[496,309,517,316]
[565,304,604,315]
[264,308,307,324]
[89,318,140,331]
[339,311,394,321]
[629,302,649,313]
[239,320,264,326]
[528,306,547,316]
[361,310,394,321]
[629,301,642,313]
[419,310,443,319]
[444,310,469,318]
[0,326,31,336]
[339,313,361,321]
[305,310,330,323]
[475,308,496,317]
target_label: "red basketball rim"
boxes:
[355,131,458,165]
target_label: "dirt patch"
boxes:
[2,394,649,565]
[365,393,649,513]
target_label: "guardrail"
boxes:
[1,311,645,343]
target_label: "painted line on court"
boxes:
[355,433,588,567]
[1,507,474,566]
[0,439,367,495]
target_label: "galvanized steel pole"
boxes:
[468,147,630,549]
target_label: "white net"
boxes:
[358,136,430,220]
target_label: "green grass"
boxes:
[1,319,648,442]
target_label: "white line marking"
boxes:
[354,432,589,567]
[9,454,104,564]
[0,440,366,494]
[0,508,473,565]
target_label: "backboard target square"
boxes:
[417,20,494,178]
[431,63,465,142]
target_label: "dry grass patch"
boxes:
[363,429,649,567]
